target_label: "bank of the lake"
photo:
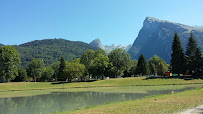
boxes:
[0,77,202,113]
[58,88,203,114]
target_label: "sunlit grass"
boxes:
[57,88,203,114]
[0,77,202,92]
[0,77,202,113]
[0,84,202,98]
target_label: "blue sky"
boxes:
[0,0,203,46]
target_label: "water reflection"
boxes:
[0,85,202,114]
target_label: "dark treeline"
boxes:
[0,32,202,82]
[171,32,203,77]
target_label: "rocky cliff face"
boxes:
[104,44,132,53]
[89,38,105,50]
[128,17,203,63]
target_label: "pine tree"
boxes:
[185,32,203,76]
[186,32,198,56]
[58,56,66,80]
[194,47,203,76]
[136,54,149,75]
[170,32,186,74]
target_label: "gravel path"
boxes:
[180,105,203,114]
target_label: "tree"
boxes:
[80,49,106,78]
[58,57,66,80]
[170,32,186,74]
[148,55,168,76]
[0,46,20,82]
[51,61,60,81]
[13,68,28,82]
[108,48,131,77]
[80,50,95,76]
[136,54,149,75]
[186,32,198,57]
[27,58,45,82]
[94,49,106,57]
[185,32,203,76]
[40,67,54,82]
[193,48,203,76]
[126,60,138,77]
[62,62,85,81]
[89,54,109,79]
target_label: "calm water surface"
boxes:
[0,85,202,114]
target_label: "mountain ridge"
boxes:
[13,38,98,68]
[0,43,4,47]
[89,38,132,53]
[89,38,105,50]
[128,17,203,63]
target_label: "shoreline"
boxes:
[57,88,203,114]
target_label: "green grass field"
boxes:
[0,77,202,114]
[0,77,203,92]
[57,88,203,114]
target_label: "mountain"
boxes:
[0,43,4,47]
[89,39,132,53]
[128,17,203,63]
[104,44,132,53]
[89,38,105,50]
[14,39,98,68]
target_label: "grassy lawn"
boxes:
[1,84,202,98]
[0,77,202,113]
[57,88,203,114]
[0,76,202,99]
[0,77,203,92]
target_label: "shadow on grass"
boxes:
[51,80,97,85]
[145,76,203,80]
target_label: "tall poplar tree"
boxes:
[58,56,66,80]
[170,32,186,74]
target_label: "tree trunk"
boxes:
[34,76,36,82]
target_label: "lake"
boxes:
[0,84,202,114]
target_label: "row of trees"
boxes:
[0,45,168,82]
[0,32,202,82]
[54,49,168,81]
[171,32,203,77]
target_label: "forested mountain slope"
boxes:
[14,39,98,68]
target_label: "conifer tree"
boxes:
[186,32,198,56]
[185,32,203,76]
[170,32,186,74]
[136,54,149,75]
[58,56,66,80]
[194,48,203,76]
